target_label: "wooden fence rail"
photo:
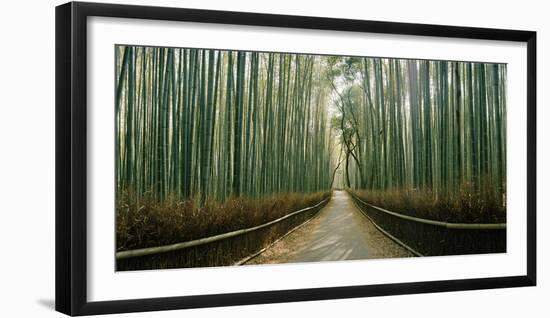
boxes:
[349,192,506,256]
[116,196,330,270]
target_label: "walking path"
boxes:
[246,190,412,265]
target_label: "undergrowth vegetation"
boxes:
[116,191,331,251]
[350,183,505,224]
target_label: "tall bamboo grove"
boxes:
[116,46,507,214]
[332,57,506,206]
[115,46,335,203]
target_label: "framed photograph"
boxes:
[55,1,536,316]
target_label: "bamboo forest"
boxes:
[115,45,507,270]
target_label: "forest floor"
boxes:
[245,191,412,265]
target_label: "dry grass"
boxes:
[116,191,331,251]
[350,183,506,224]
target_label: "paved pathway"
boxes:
[246,191,412,265]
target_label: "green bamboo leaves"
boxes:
[116,46,334,203]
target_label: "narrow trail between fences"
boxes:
[246,190,413,265]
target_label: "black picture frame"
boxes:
[55,1,537,316]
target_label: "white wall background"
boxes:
[0,0,546,317]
